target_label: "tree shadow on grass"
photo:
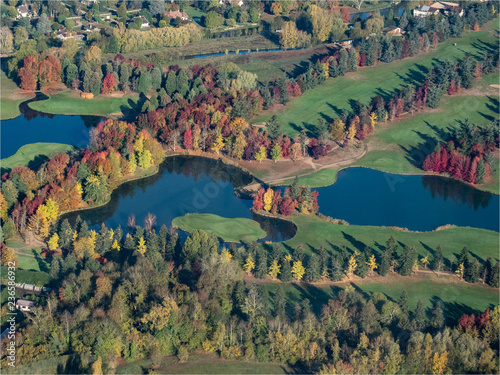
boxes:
[341,231,367,253]
[431,297,490,325]
[56,354,86,374]
[289,282,339,316]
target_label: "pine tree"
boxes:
[49,258,60,280]
[255,250,268,279]
[432,245,444,272]
[330,255,344,281]
[306,254,321,282]
[466,258,481,283]
[458,246,469,268]
[488,261,499,288]
[293,243,304,262]
[399,290,409,317]
[58,219,73,249]
[280,256,293,282]
[319,247,330,279]
[379,248,391,276]
[274,284,286,318]
[399,245,417,276]
[267,115,282,139]
[412,299,427,330]
[430,301,445,329]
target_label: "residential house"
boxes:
[86,22,102,32]
[16,299,37,312]
[131,16,150,28]
[220,0,244,7]
[414,2,464,17]
[164,10,189,21]
[383,26,404,36]
[16,4,31,19]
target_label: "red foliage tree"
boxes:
[467,156,478,183]
[183,128,193,150]
[101,73,116,94]
[448,79,457,95]
[292,82,302,97]
[18,55,39,90]
[253,188,265,211]
[271,190,282,214]
[459,313,476,332]
[279,196,294,216]
[422,154,434,171]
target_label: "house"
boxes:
[164,10,189,21]
[220,0,244,7]
[131,16,150,28]
[383,26,404,36]
[86,22,102,32]
[56,30,84,41]
[414,2,464,17]
[16,299,37,312]
[16,4,31,19]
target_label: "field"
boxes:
[262,272,498,320]
[28,89,140,118]
[252,19,499,136]
[283,215,499,263]
[275,74,500,194]
[0,142,77,171]
[116,353,293,374]
[172,213,267,243]
[0,69,34,120]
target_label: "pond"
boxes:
[0,93,101,159]
[315,167,499,232]
[61,156,297,242]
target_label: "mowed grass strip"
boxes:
[172,213,267,243]
[1,142,77,170]
[28,90,140,117]
[253,18,499,136]
[285,215,499,262]
[263,273,498,318]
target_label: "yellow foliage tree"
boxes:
[329,118,345,141]
[48,233,59,251]
[263,188,274,212]
[221,248,233,262]
[140,297,178,331]
[346,255,357,278]
[455,263,465,279]
[111,239,120,252]
[0,193,7,222]
[366,254,377,275]
[243,254,255,274]
[310,4,333,42]
[346,123,357,140]
[137,237,147,256]
[73,236,96,260]
[369,112,377,127]
[229,117,249,135]
[91,357,103,375]
[255,146,266,163]
[412,260,419,273]
[0,247,17,266]
[271,2,283,14]
[431,351,448,375]
[291,261,305,281]
[211,135,224,154]
[268,259,281,279]
[420,256,429,269]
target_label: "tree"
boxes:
[280,21,310,49]
[268,260,281,279]
[263,188,274,212]
[329,118,345,141]
[432,245,444,272]
[270,144,282,163]
[149,0,165,16]
[137,70,152,95]
[399,245,417,276]
[431,351,448,375]
[267,116,282,139]
[366,254,377,275]
[430,301,445,329]
[37,13,52,34]
[48,233,59,250]
[211,135,224,154]
[117,1,127,22]
[137,237,146,256]
[204,11,222,28]
[291,261,305,281]
[255,146,266,162]
[255,251,267,279]
[91,357,103,375]
[0,26,13,53]
[243,254,255,274]
[306,254,321,282]
[346,255,357,278]
[101,73,116,94]
[466,258,481,283]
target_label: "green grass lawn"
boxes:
[284,215,499,263]
[117,353,292,375]
[0,69,34,120]
[1,143,77,171]
[263,275,498,320]
[28,91,140,118]
[253,19,499,136]
[15,251,51,273]
[173,213,267,243]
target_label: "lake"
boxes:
[0,93,101,159]
[315,167,499,232]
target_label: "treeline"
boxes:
[423,118,499,184]
[1,219,498,374]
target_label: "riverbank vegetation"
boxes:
[0,143,77,171]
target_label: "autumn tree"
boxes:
[291,260,305,281]
[101,73,116,94]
